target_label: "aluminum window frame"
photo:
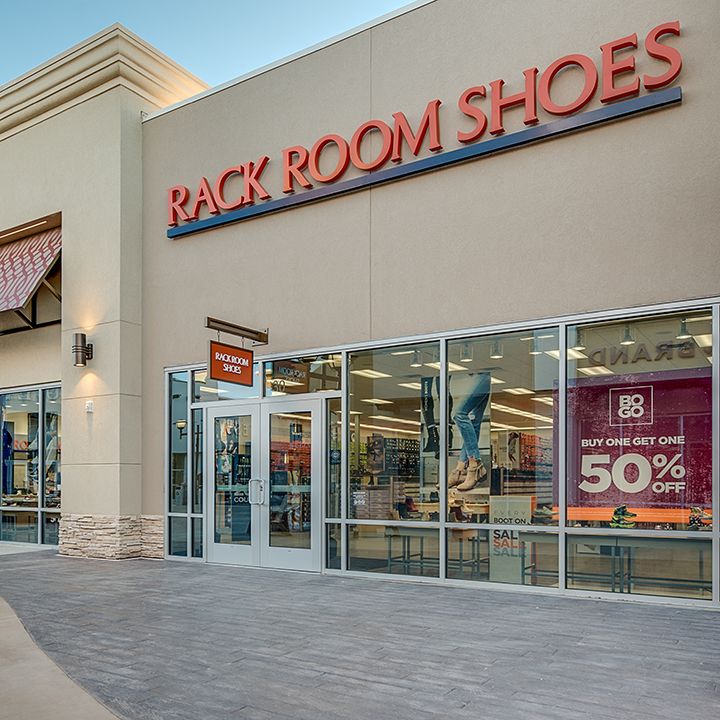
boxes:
[164,295,719,607]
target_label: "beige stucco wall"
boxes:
[0,88,150,516]
[141,0,720,514]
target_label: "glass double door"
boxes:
[206,399,321,571]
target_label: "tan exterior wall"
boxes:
[141,0,720,516]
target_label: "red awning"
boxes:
[0,228,61,313]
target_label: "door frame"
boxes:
[204,396,324,572]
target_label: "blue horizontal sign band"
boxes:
[168,87,682,239]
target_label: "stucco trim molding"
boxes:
[0,24,208,141]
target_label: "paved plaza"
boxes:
[0,549,718,720]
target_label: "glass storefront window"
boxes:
[1,390,40,507]
[265,355,341,396]
[192,409,203,514]
[447,330,558,525]
[0,511,38,543]
[42,513,60,545]
[193,366,262,402]
[168,516,188,557]
[326,523,342,569]
[169,372,189,513]
[348,343,440,522]
[347,524,439,577]
[327,398,341,519]
[192,518,203,558]
[43,387,61,508]
[446,529,558,586]
[567,310,712,531]
[567,535,711,600]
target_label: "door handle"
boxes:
[249,478,265,505]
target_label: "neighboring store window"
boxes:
[446,529,558,586]
[567,311,712,531]
[566,536,711,600]
[347,524,439,577]
[43,387,61,509]
[1,390,40,507]
[265,355,341,396]
[193,365,262,401]
[327,398,341,519]
[169,373,189,513]
[446,330,558,526]
[348,343,440,522]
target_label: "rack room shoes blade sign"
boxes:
[209,341,254,387]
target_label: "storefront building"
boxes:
[1,0,719,607]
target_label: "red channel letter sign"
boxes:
[167,20,683,230]
[208,341,254,387]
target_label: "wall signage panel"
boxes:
[208,341,254,387]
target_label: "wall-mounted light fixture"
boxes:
[620,324,636,346]
[459,343,473,363]
[489,340,504,360]
[72,333,94,367]
[175,419,188,438]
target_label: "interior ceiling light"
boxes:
[504,387,535,395]
[533,397,554,405]
[369,415,422,426]
[398,382,422,390]
[676,318,692,340]
[490,377,505,385]
[620,324,636,346]
[410,350,423,368]
[425,361,467,371]
[460,343,473,363]
[350,369,392,379]
[544,349,587,360]
[360,398,393,404]
[490,402,553,424]
[357,422,419,436]
[578,366,614,376]
[390,350,414,356]
[489,340,503,359]
[693,334,712,348]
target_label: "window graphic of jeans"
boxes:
[452,372,491,462]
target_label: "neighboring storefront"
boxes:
[1,0,719,607]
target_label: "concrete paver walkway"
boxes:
[0,587,117,719]
[0,551,718,720]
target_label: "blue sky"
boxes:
[0,0,417,87]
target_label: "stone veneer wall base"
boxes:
[60,514,164,560]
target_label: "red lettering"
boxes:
[281,146,312,194]
[600,33,640,103]
[391,99,442,163]
[643,21,682,90]
[538,54,598,116]
[350,120,393,171]
[457,86,487,144]
[188,177,220,220]
[167,185,190,227]
[309,134,350,183]
[489,68,539,136]
[213,166,245,211]
[242,155,271,205]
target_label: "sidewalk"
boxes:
[0,550,718,720]
[0,593,117,719]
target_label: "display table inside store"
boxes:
[565,537,711,596]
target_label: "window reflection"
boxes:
[44,387,61,508]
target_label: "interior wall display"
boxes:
[265,355,341,395]
[567,311,713,531]
[447,330,558,525]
